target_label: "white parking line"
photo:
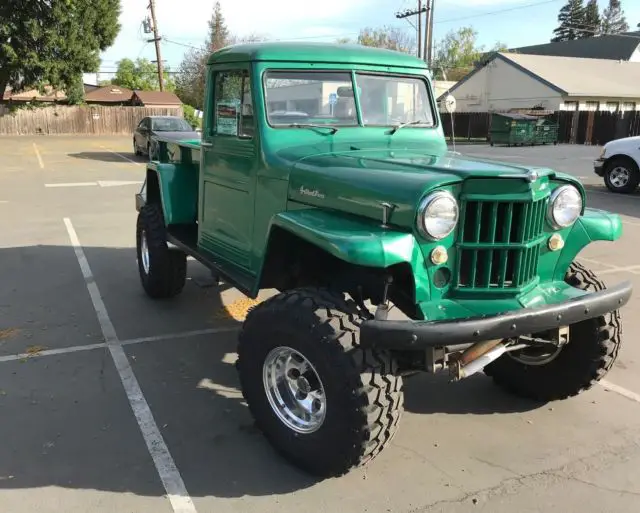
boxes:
[120,327,239,347]
[599,380,640,404]
[45,182,97,188]
[33,143,44,169]
[0,342,107,363]
[45,180,144,188]
[0,327,241,364]
[100,146,143,165]
[63,218,197,513]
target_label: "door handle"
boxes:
[201,141,213,147]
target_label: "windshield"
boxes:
[263,70,434,129]
[151,117,193,132]
[264,71,358,126]
[355,73,434,127]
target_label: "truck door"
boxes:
[199,66,256,269]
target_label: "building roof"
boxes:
[501,52,640,98]
[84,85,133,103]
[207,41,428,69]
[2,86,66,102]
[444,52,640,100]
[132,90,182,105]
[510,31,640,61]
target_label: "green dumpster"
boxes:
[489,113,537,147]
[533,116,559,145]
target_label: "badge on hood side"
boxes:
[299,186,325,199]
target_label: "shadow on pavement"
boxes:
[67,151,147,164]
[403,373,542,415]
[0,243,557,501]
[0,243,320,499]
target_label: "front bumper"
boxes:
[594,158,605,176]
[360,281,632,350]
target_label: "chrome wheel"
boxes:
[140,230,150,274]
[262,346,326,434]
[609,166,630,188]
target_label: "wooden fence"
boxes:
[442,110,640,146]
[0,105,183,135]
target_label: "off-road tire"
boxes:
[136,204,187,299]
[604,157,640,194]
[237,287,404,478]
[484,261,622,401]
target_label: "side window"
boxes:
[212,69,254,139]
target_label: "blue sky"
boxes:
[88,0,640,83]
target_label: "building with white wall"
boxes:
[441,52,640,113]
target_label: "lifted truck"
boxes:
[134,42,632,478]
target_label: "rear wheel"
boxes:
[484,261,622,401]
[136,204,187,299]
[237,287,404,477]
[604,157,639,194]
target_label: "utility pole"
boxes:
[423,1,430,66]
[427,0,436,69]
[417,0,422,60]
[147,0,164,91]
[395,4,428,60]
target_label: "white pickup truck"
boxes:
[594,135,640,193]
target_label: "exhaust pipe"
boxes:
[449,339,509,381]
[457,343,508,379]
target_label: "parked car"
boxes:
[593,135,640,193]
[133,116,200,158]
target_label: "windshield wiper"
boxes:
[288,123,339,134]
[389,119,426,135]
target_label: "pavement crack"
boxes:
[553,474,640,498]
[391,442,464,491]
[471,457,521,477]
[407,440,639,513]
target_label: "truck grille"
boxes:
[455,196,548,290]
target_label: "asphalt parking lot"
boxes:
[1,136,640,513]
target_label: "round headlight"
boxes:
[417,191,459,240]
[547,185,582,229]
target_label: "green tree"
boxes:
[175,1,268,108]
[355,26,416,54]
[111,58,174,91]
[175,47,209,109]
[551,0,586,42]
[0,0,121,99]
[582,0,601,38]
[431,27,503,81]
[208,1,230,51]
[65,75,86,105]
[601,0,629,34]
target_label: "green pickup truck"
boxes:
[134,42,632,478]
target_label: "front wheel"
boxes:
[237,287,404,477]
[604,157,639,194]
[136,204,187,299]
[484,261,622,401]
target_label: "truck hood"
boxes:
[288,148,561,227]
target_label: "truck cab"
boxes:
[134,42,631,479]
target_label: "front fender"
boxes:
[147,162,198,225]
[267,209,431,302]
[553,208,623,280]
